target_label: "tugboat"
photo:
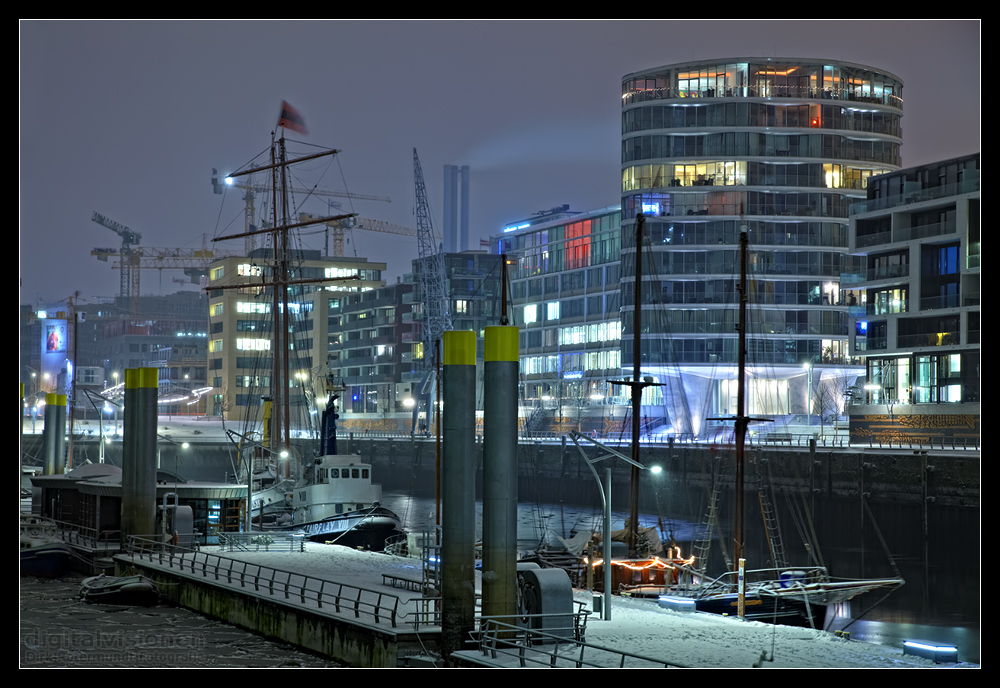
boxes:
[257,388,404,550]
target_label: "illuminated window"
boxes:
[236,338,271,351]
[237,302,270,314]
[524,304,538,324]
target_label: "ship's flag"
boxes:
[277,101,308,135]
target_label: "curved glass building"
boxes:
[620,58,903,437]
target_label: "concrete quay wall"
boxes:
[121,557,430,667]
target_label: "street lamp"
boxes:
[803,361,813,423]
[568,431,648,622]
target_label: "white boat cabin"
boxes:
[293,455,383,523]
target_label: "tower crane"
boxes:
[296,213,418,257]
[410,148,452,434]
[91,239,245,287]
[91,211,141,316]
[413,148,452,356]
[212,168,391,255]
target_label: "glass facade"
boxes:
[498,207,627,409]
[848,153,980,414]
[621,59,900,435]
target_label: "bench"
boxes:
[382,573,424,592]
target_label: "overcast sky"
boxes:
[19,20,980,309]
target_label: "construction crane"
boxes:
[91,241,245,287]
[212,168,392,254]
[413,148,452,354]
[296,212,418,257]
[91,211,141,316]
[410,148,452,434]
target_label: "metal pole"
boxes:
[629,213,645,558]
[441,330,476,656]
[41,393,67,476]
[605,467,613,620]
[121,368,158,544]
[483,325,519,620]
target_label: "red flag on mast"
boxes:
[277,101,308,135]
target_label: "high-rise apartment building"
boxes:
[847,153,980,443]
[620,58,903,436]
[328,280,416,415]
[206,250,385,425]
[495,205,626,433]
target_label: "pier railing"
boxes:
[125,537,441,630]
[474,617,686,668]
[217,532,307,552]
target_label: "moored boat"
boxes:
[80,574,159,606]
[261,452,404,549]
[20,515,73,578]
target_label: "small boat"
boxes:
[262,452,405,550]
[662,565,904,626]
[20,515,73,578]
[250,385,404,550]
[80,574,159,606]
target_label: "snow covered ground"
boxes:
[212,542,978,669]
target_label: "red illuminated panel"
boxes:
[565,220,591,270]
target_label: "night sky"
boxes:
[19,20,980,309]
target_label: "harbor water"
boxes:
[20,493,979,667]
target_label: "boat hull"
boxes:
[20,542,73,578]
[694,592,823,627]
[20,515,73,578]
[80,575,159,606]
[265,507,404,551]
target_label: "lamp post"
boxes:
[568,431,648,621]
[803,361,813,424]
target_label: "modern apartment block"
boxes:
[847,153,980,444]
[620,58,903,437]
[206,249,385,426]
[327,280,417,416]
[495,205,627,434]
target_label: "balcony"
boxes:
[850,178,980,215]
[919,294,961,311]
[896,331,961,348]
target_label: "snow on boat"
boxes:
[80,574,159,606]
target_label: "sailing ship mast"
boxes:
[212,132,355,461]
[612,212,662,558]
[733,224,749,565]
[707,210,768,568]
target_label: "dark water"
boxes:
[19,576,343,668]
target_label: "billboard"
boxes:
[39,319,67,393]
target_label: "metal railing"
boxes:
[43,519,122,550]
[475,617,686,668]
[864,434,980,452]
[126,537,440,630]
[217,532,307,552]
